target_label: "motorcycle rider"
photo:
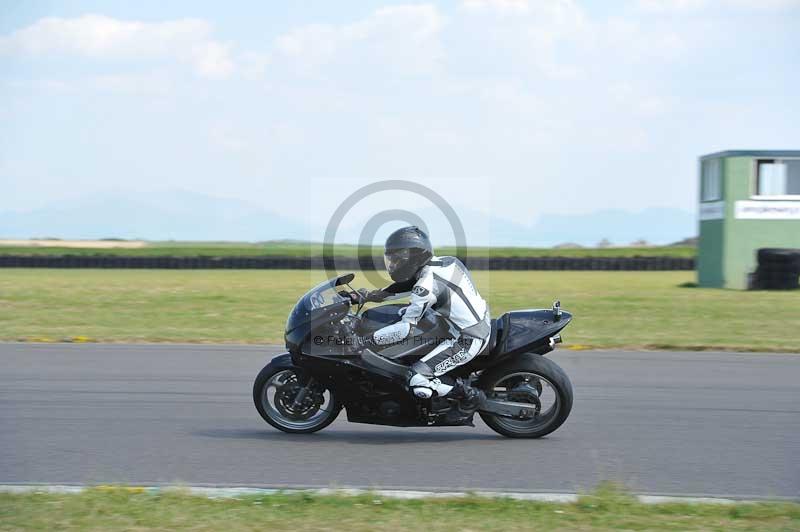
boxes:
[357,226,490,411]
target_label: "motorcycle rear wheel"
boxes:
[253,363,340,434]
[478,354,573,438]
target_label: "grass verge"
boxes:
[1,269,798,350]
[1,485,797,531]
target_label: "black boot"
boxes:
[451,379,485,413]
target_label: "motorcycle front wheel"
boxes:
[478,354,573,438]
[253,363,340,434]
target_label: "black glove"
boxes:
[339,290,365,305]
[339,288,389,306]
[363,289,390,303]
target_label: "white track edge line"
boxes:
[0,485,763,504]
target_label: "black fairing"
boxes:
[357,304,448,364]
[285,300,352,355]
[494,309,572,356]
[284,274,353,355]
[357,304,405,334]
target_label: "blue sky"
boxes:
[1,0,798,241]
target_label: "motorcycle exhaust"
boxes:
[548,334,562,349]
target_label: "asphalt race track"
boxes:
[1,343,798,499]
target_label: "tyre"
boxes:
[253,361,340,434]
[757,268,799,290]
[478,354,573,438]
[758,248,800,265]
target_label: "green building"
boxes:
[698,150,800,289]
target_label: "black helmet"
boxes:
[384,226,433,282]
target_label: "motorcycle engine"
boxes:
[378,401,401,418]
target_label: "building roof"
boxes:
[700,150,800,160]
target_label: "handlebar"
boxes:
[338,289,363,305]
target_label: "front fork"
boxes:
[291,376,316,409]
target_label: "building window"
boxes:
[701,158,721,202]
[756,159,800,197]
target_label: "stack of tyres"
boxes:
[753,249,800,289]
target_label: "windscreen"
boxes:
[285,275,351,334]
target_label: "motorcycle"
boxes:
[253,273,574,438]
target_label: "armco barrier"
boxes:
[0,255,695,270]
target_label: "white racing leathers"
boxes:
[371,256,491,398]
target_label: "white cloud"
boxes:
[1,2,796,224]
[5,71,174,94]
[458,0,590,79]
[461,0,533,13]
[736,0,800,7]
[275,24,341,66]
[188,41,235,79]
[636,0,707,11]
[274,4,444,75]
[458,0,688,81]
[458,0,688,60]
[0,14,235,79]
[5,78,73,92]
[461,0,598,16]
[208,125,249,153]
[637,0,800,12]
[88,71,174,94]
[239,51,271,80]
[608,82,669,116]
[600,16,688,61]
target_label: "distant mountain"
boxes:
[528,207,696,247]
[335,206,694,247]
[0,192,695,247]
[0,190,314,241]
[332,205,532,248]
[668,236,699,247]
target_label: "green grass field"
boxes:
[0,241,696,258]
[1,486,797,531]
[1,269,797,350]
